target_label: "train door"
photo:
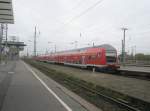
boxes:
[82,56,85,64]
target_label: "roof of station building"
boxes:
[2,41,26,46]
[0,0,14,24]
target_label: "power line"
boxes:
[67,0,104,24]
[53,0,104,35]
[71,0,86,11]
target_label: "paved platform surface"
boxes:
[40,63,150,103]
[0,61,100,111]
[120,66,150,73]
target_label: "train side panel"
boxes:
[35,46,119,70]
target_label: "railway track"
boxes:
[65,79,141,111]
[24,60,149,111]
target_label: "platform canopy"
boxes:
[0,0,14,24]
[2,41,26,47]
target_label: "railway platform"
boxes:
[0,60,101,111]
[39,63,150,103]
[119,66,150,73]
[119,66,150,79]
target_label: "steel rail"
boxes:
[65,79,141,111]
[30,62,141,111]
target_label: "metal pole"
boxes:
[34,26,36,57]
[134,45,136,63]
[27,48,29,57]
[55,44,56,53]
[5,24,8,47]
[5,24,8,63]
[121,39,124,63]
[0,24,2,63]
[0,24,4,63]
[93,42,94,47]
[123,29,126,65]
[121,28,128,66]
[75,41,77,49]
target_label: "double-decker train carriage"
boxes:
[35,44,120,71]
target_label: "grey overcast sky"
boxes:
[8,0,150,55]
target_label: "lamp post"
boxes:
[121,27,128,66]
[34,27,37,57]
[33,26,40,57]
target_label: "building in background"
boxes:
[2,41,26,60]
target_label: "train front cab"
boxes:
[90,49,119,72]
[104,50,120,72]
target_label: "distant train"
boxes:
[35,44,120,71]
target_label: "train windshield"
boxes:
[106,52,117,63]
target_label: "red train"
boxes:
[35,44,120,71]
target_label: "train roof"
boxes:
[39,44,117,56]
[57,44,116,54]
[86,44,116,51]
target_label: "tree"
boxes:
[135,53,150,61]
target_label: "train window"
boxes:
[88,55,96,60]
[91,55,96,59]
[106,56,116,63]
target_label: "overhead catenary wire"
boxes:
[50,0,105,45]
[55,0,104,33]
[70,0,87,11]
[50,0,150,54]
[66,0,104,24]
